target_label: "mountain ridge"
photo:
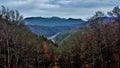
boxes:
[24,16,113,41]
[24,16,86,37]
[24,16,84,25]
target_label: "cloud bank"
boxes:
[0,0,120,19]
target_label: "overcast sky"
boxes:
[0,0,120,19]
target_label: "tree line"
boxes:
[0,5,23,25]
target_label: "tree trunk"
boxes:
[7,39,10,68]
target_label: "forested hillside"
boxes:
[0,6,57,68]
[57,7,120,68]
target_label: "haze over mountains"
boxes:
[24,16,113,41]
[24,17,86,38]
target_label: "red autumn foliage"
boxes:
[43,42,51,61]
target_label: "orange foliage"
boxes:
[43,42,51,60]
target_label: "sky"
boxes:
[0,0,120,20]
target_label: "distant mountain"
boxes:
[24,17,86,37]
[24,17,84,26]
[24,16,113,42]
[27,25,74,37]
[53,17,114,43]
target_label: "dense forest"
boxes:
[0,6,120,68]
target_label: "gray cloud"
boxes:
[0,0,120,19]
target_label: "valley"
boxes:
[24,17,86,41]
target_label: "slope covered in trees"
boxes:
[0,6,57,68]
[57,6,120,68]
